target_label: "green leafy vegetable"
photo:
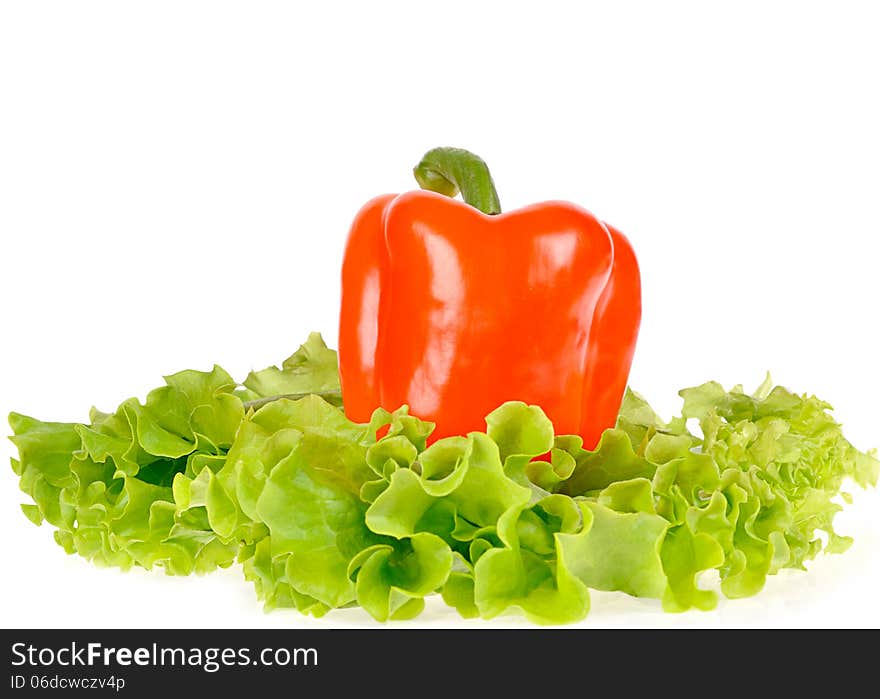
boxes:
[8,337,878,624]
[7,334,336,576]
[239,332,341,405]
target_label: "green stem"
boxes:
[243,389,343,411]
[413,147,502,215]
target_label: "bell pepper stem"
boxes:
[413,147,502,215]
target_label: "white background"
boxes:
[1,1,878,628]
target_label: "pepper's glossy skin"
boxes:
[580,223,641,449]
[339,190,641,447]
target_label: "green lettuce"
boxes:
[238,332,341,405]
[8,337,878,624]
[8,334,337,576]
[10,365,242,575]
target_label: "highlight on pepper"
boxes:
[6,148,879,625]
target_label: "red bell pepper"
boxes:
[339,147,640,448]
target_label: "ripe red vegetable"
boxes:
[339,147,640,447]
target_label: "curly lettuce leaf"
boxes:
[7,336,338,577]
[8,365,243,575]
[214,395,456,620]
[472,502,591,625]
[348,532,452,621]
[241,332,340,403]
[8,336,877,625]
